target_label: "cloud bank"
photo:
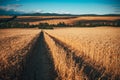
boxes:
[0,4,23,15]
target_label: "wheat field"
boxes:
[1,16,120,25]
[40,16,120,25]
[27,16,120,25]
[0,27,120,80]
[44,27,120,79]
[0,29,40,80]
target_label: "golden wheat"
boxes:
[44,33,86,80]
[0,29,40,80]
[45,27,120,78]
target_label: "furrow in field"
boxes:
[22,31,57,80]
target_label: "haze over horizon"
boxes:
[0,0,120,15]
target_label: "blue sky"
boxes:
[0,0,120,14]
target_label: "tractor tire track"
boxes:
[22,31,57,80]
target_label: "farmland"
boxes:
[0,27,120,80]
[1,0,120,79]
[0,15,120,80]
[0,16,120,25]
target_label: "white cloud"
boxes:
[0,4,24,14]
[60,11,70,14]
[30,9,44,13]
[54,10,71,14]
[35,9,44,13]
[0,4,22,11]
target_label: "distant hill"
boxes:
[21,13,73,16]
[0,11,120,16]
[21,13,120,16]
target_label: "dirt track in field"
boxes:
[22,31,57,80]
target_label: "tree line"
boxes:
[74,19,120,27]
[0,22,69,29]
[0,19,120,29]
